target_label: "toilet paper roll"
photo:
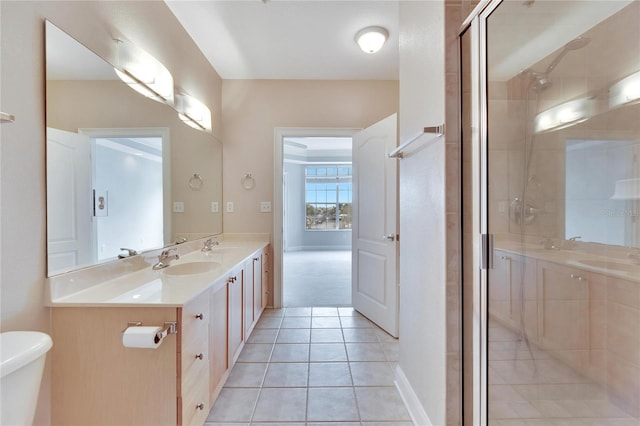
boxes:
[122,326,163,349]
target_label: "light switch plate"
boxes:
[260,201,272,213]
[173,201,184,213]
[211,201,219,213]
[226,201,234,213]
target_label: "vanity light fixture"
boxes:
[533,97,593,133]
[114,39,174,104]
[355,26,388,54]
[609,70,640,110]
[175,93,212,133]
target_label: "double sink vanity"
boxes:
[47,236,270,426]
[490,239,640,416]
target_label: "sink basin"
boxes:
[162,261,221,277]
[577,259,639,273]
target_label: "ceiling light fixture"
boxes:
[175,93,212,133]
[114,39,174,104]
[355,26,388,54]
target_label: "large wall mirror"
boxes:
[46,20,223,276]
[487,0,640,249]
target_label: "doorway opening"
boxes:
[79,127,171,261]
[274,128,360,309]
[282,136,353,307]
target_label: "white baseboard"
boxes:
[394,365,432,426]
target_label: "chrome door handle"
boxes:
[383,234,395,241]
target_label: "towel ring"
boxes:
[189,173,203,190]
[241,173,255,190]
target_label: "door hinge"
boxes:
[481,233,494,270]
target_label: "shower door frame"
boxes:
[458,1,503,425]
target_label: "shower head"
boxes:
[519,36,591,92]
[544,36,591,75]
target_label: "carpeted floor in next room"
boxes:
[283,250,352,307]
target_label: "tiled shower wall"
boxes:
[445,1,479,425]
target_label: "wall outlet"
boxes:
[211,201,219,213]
[173,201,185,213]
[226,201,234,213]
[260,201,272,213]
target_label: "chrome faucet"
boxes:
[152,248,180,270]
[118,248,138,259]
[201,237,220,252]
[563,236,581,249]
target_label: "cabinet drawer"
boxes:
[181,294,209,348]
[181,364,209,426]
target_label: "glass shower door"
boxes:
[482,0,640,424]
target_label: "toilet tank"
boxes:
[0,331,53,426]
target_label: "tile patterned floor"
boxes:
[205,307,413,426]
[488,320,640,426]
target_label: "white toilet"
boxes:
[0,331,53,426]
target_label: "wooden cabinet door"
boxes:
[228,269,244,365]
[507,253,537,341]
[244,259,254,337]
[209,281,229,404]
[537,261,589,365]
[262,248,269,309]
[253,254,262,321]
[489,250,511,322]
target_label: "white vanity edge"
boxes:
[495,240,640,283]
[46,234,270,307]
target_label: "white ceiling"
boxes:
[164,0,399,80]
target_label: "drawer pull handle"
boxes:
[253,257,259,261]
[228,276,237,283]
[196,403,205,410]
[570,273,586,281]
[195,313,204,320]
[195,353,204,360]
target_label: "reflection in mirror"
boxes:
[565,138,639,247]
[45,21,222,276]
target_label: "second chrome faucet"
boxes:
[152,248,180,270]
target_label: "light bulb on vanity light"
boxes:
[114,39,174,104]
[533,97,593,133]
[609,70,640,109]
[175,93,212,133]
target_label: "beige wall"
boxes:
[221,79,399,236]
[0,2,222,424]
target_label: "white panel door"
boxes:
[352,114,399,337]
[46,127,92,274]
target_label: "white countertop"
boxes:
[48,240,268,307]
[495,240,640,283]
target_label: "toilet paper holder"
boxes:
[123,321,178,343]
